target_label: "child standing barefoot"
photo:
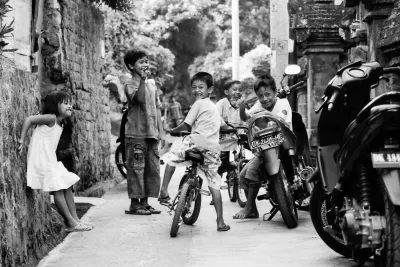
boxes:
[18,90,92,232]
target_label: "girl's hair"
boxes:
[124,49,147,72]
[254,74,277,92]
[190,72,214,88]
[42,90,72,116]
[223,80,241,92]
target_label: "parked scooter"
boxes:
[309,61,400,266]
[244,65,313,228]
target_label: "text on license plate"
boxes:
[371,152,400,168]
[250,132,284,152]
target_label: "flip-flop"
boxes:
[66,223,93,232]
[145,206,161,214]
[125,206,151,215]
[232,213,259,220]
[217,224,231,232]
[158,196,171,206]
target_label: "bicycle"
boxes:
[167,131,212,237]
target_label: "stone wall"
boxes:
[1,0,113,265]
[0,57,64,267]
[42,0,112,193]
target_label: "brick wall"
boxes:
[42,0,112,192]
[1,0,112,265]
[0,57,64,267]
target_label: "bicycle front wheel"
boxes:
[170,183,191,237]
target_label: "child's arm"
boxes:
[219,117,230,131]
[125,78,146,104]
[19,114,56,154]
[170,122,191,133]
[239,100,251,122]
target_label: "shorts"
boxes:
[239,156,264,191]
[164,138,222,190]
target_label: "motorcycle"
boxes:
[309,61,400,266]
[115,103,128,178]
[245,65,314,228]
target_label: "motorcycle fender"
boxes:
[261,147,281,176]
[317,145,341,193]
[381,169,400,206]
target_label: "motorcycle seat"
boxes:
[185,150,204,165]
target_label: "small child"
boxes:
[211,80,247,205]
[160,72,231,232]
[18,90,92,232]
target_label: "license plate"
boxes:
[250,132,284,153]
[371,152,400,168]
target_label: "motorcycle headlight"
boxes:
[250,117,280,138]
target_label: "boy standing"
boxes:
[159,72,231,232]
[123,49,163,215]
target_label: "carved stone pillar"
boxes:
[294,0,347,148]
[377,0,400,91]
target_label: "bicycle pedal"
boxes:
[200,189,211,196]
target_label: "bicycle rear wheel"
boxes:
[170,183,191,237]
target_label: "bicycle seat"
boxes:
[185,150,204,164]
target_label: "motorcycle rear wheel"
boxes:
[309,182,351,258]
[375,178,400,267]
[115,144,127,178]
[271,165,298,228]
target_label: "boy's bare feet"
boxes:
[232,206,259,219]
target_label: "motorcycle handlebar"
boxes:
[288,81,305,91]
[382,67,400,74]
[327,90,340,111]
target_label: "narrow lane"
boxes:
[38,166,368,267]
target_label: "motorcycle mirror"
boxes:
[284,65,301,76]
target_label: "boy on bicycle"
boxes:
[210,80,247,205]
[160,72,231,232]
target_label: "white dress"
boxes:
[27,123,80,191]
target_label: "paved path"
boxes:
[38,166,367,267]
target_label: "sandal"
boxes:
[158,196,171,206]
[145,206,161,214]
[217,224,231,232]
[66,223,93,232]
[125,206,151,215]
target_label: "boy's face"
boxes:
[256,86,277,110]
[130,56,149,76]
[225,83,242,107]
[191,80,212,101]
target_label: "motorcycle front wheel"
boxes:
[309,182,351,258]
[271,165,298,228]
[115,144,127,178]
[227,170,237,202]
[236,159,249,208]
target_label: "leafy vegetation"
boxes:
[0,0,17,54]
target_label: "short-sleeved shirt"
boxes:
[215,98,247,128]
[184,98,222,153]
[124,77,162,139]
[248,98,293,130]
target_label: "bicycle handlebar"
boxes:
[170,131,191,137]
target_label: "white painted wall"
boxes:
[3,0,32,70]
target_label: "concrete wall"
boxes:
[0,0,112,265]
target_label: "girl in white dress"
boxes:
[18,91,92,232]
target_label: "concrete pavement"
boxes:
[38,166,365,267]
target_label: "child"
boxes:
[160,72,231,232]
[233,74,292,220]
[210,80,247,205]
[123,49,163,215]
[18,90,92,232]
